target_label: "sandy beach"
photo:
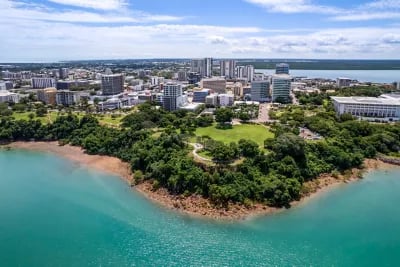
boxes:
[2,141,398,220]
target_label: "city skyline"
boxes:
[1,0,400,62]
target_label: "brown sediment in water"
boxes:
[2,141,398,220]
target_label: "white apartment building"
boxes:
[190,58,212,78]
[56,90,79,106]
[218,93,234,107]
[163,83,187,111]
[0,91,19,103]
[220,60,236,79]
[332,96,400,122]
[31,78,56,89]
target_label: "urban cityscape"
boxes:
[1,59,399,123]
[1,0,400,266]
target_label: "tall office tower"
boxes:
[220,60,236,79]
[101,74,124,96]
[177,71,187,82]
[236,65,254,82]
[272,74,291,103]
[251,81,271,103]
[275,63,290,75]
[245,65,255,82]
[204,58,213,77]
[31,78,56,89]
[163,83,185,111]
[52,69,59,78]
[190,58,213,78]
[235,66,245,79]
[59,68,69,79]
[190,59,204,76]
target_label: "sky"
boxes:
[1,0,400,62]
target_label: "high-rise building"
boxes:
[204,58,213,77]
[187,72,201,84]
[31,78,56,89]
[237,65,255,82]
[397,81,400,90]
[235,66,245,79]
[245,65,255,82]
[201,78,226,94]
[163,83,186,111]
[59,68,69,79]
[101,74,124,96]
[220,60,236,79]
[177,71,187,82]
[272,75,291,103]
[251,81,271,103]
[190,58,213,78]
[276,63,290,75]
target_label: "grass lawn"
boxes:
[12,111,59,124]
[194,123,274,147]
[95,114,124,127]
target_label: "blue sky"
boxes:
[1,0,400,61]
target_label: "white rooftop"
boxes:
[331,96,400,106]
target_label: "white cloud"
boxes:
[47,0,128,10]
[245,0,400,21]
[363,0,400,9]
[0,0,182,23]
[244,0,340,14]
[332,12,400,21]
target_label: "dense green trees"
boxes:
[215,108,233,125]
[0,99,399,210]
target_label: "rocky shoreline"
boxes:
[1,141,398,220]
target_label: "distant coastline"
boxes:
[2,141,398,220]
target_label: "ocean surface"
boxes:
[256,69,400,83]
[1,150,400,266]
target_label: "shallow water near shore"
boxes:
[1,150,400,266]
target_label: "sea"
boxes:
[1,150,400,266]
[256,69,400,84]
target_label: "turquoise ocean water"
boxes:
[1,150,400,266]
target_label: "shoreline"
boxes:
[1,141,398,221]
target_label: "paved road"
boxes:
[190,143,212,162]
[253,103,271,123]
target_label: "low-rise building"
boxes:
[336,77,352,88]
[56,90,78,106]
[0,91,19,103]
[193,89,210,103]
[332,96,400,122]
[205,94,218,106]
[201,77,226,94]
[37,88,57,105]
[218,93,234,107]
[0,81,13,90]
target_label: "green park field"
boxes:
[194,123,274,147]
